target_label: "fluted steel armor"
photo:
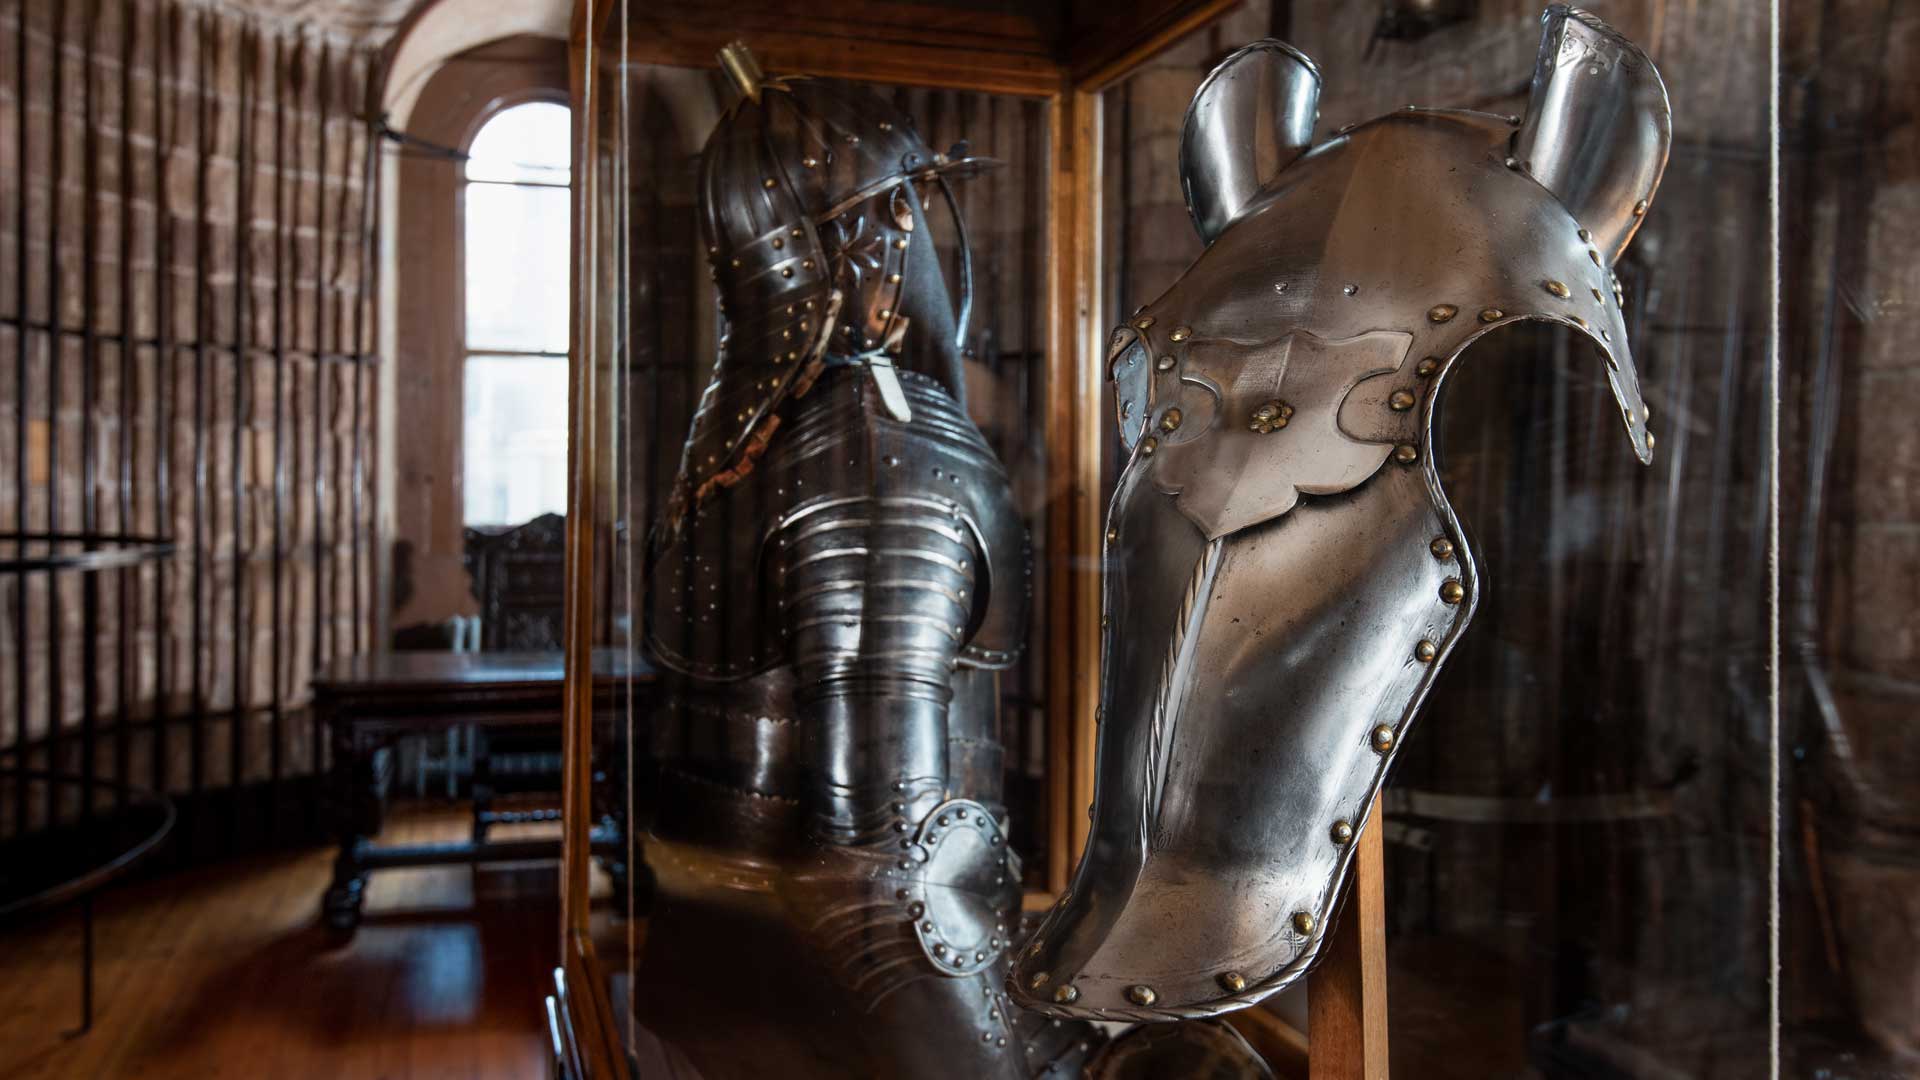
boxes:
[636,46,1075,1078]
[1009,7,1670,1022]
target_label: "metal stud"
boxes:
[1169,326,1192,342]
[1249,400,1293,434]
[894,238,909,250]
[1393,444,1418,464]
[1106,526,1119,544]
[1577,227,1592,242]
[1633,199,1648,216]
[1479,308,1504,323]
[887,273,902,284]
[908,901,925,918]
[801,156,817,169]
[1139,437,1159,457]
[1544,280,1570,299]
[1415,639,1438,663]
[1330,820,1354,845]
[1126,985,1158,1007]
[1218,971,1247,993]
[1133,316,1155,330]
[1389,390,1416,412]
[1159,408,1183,432]
[762,177,777,188]
[1430,537,1454,559]
[781,267,794,279]
[1589,249,1603,267]
[1053,984,1079,1005]
[1155,355,1175,371]
[1372,725,1396,752]
[1440,579,1465,604]
[1343,284,1359,296]
[1592,287,1605,303]
[1416,357,1440,377]
[1428,304,1458,323]
[771,237,784,250]
[1292,911,1315,935]
[1029,972,1050,989]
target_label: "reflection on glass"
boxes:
[463,355,569,526]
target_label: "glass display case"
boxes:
[554,2,1920,1077]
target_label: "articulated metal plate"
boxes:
[1009,5,1669,1022]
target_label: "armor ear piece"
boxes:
[1511,5,1672,264]
[1179,39,1322,246]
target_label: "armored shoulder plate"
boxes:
[1010,5,1668,1021]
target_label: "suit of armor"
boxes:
[1009,6,1671,1022]
[636,46,1090,1078]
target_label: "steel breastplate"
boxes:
[1009,5,1670,1022]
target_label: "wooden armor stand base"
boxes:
[1308,822,1390,1079]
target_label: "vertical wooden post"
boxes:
[1309,819,1390,1080]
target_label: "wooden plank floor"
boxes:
[0,805,564,1080]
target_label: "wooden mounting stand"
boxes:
[1308,821,1390,1079]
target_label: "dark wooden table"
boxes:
[313,649,652,931]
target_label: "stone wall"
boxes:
[0,0,380,826]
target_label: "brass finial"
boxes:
[717,42,765,104]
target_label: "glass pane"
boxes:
[464,181,570,352]
[463,355,568,526]
[466,101,571,185]
[1784,0,1920,1072]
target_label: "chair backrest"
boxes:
[464,512,567,651]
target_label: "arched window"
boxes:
[461,101,570,526]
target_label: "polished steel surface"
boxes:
[637,49,1072,1078]
[1180,39,1321,247]
[1009,5,1669,1023]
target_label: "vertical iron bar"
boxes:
[308,40,330,830]
[14,0,35,831]
[350,54,372,659]
[228,18,252,850]
[151,0,175,808]
[114,0,135,814]
[268,26,286,842]
[80,0,102,821]
[190,5,210,838]
[46,0,68,828]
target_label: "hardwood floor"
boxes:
[0,805,565,1080]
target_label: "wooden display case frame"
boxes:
[551,3,1386,1075]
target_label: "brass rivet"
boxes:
[1169,326,1192,342]
[1430,537,1454,560]
[887,273,901,284]
[1105,526,1119,543]
[1440,578,1465,604]
[1029,972,1049,990]
[802,156,817,169]
[878,121,892,131]
[1139,437,1158,457]
[1577,227,1592,242]
[1544,280,1570,299]
[1126,985,1158,1007]
[802,259,814,270]
[1292,912,1315,935]
[1646,431,1657,449]
[879,308,892,319]
[781,267,794,278]
[1428,304,1457,323]
[894,238,909,250]
[1389,390,1416,412]
[1393,444,1418,464]
[1134,316,1155,330]
[1478,308,1503,323]
[1416,357,1439,377]
[1592,287,1605,303]
[1589,249,1603,267]
[1249,400,1293,434]
[1571,315,1590,329]
[1218,971,1247,993]
[761,177,776,188]
[1053,984,1079,1005]
[1155,355,1175,371]
[1159,408,1183,432]
[1372,725,1396,752]
[771,237,785,250]
[1330,820,1354,845]
[1633,199,1648,216]
[1414,639,1438,663]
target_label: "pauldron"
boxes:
[1009,5,1669,1021]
